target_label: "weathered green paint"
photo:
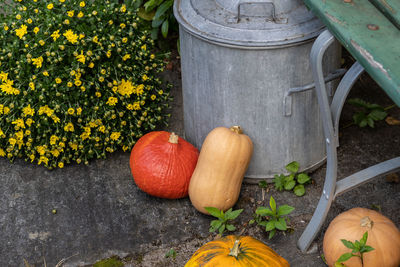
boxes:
[303,0,400,106]
[370,0,400,29]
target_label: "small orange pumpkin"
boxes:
[130,131,199,199]
[185,235,290,267]
[323,207,400,267]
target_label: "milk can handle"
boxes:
[237,1,287,23]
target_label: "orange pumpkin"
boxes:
[130,131,199,199]
[185,235,290,267]
[323,207,400,267]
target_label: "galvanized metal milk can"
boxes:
[174,0,341,179]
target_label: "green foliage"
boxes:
[348,98,387,128]
[165,248,177,260]
[251,196,294,239]
[205,207,243,235]
[136,0,177,39]
[93,256,124,267]
[273,161,311,196]
[0,0,172,169]
[258,180,268,188]
[335,231,374,266]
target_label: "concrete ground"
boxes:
[0,53,399,267]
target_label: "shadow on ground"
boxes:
[0,54,399,267]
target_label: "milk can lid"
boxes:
[174,0,325,48]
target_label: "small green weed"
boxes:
[165,248,177,260]
[205,207,243,235]
[348,98,387,128]
[335,231,374,267]
[250,196,294,239]
[273,161,311,196]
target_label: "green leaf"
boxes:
[369,109,387,121]
[353,112,366,125]
[137,7,156,21]
[226,224,236,231]
[275,218,287,230]
[334,262,345,267]
[218,224,226,235]
[152,16,165,28]
[366,116,375,128]
[144,0,162,12]
[265,221,275,231]
[225,209,243,220]
[294,185,305,196]
[256,207,274,216]
[297,173,310,184]
[210,220,222,229]
[284,180,296,190]
[359,119,368,128]
[269,196,277,212]
[336,252,353,262]
[341,239,355,250]
[268,229,276,239]
[285,161,299,173]
[150,28,159,40]
[361,245,374,253]
[354,240,361,250]
[277,205,295,216]
[285,174,295,182]
[249,219,255,225]
[348,98,368,108]
[154,0,174,20]
[258,180,267,188]
[360,231,368,246]
[273,174,285,191]
[205,207,223,219]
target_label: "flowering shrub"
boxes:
[0,0,171,169]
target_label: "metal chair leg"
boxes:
[297,30,364,252]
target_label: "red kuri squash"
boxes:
[130,131,199,199]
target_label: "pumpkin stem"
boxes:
[228,239,241,259]
[168,132,179,144]
[230,126,243,134]
[360,216,373,229]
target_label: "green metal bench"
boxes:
[297,0,400,252]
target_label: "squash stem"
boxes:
[228,239,241,259]
[360,216,373,229]
[230,126,243,134]
[168,132,179,144]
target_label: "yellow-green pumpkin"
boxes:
[185,235,290,267]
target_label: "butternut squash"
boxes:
[188,126,253,214]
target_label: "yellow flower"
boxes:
[3,25,9,31]
[110,132,121,141]
[122,54,131,61]
[22,104,35,117]
[26,118,34,127]
[133,102,141,110]
[67,82,73,87]
[63,19,70,25]
[59,142,65,148]
[80,86,86,92]
[16,14,21,20]
[0,149,5,157]
[122,37,128,43]
[67,10,74,17]
[69,143,78,150]
[34,9,39,13]
[67,108,75,115]
[141,44,147,51]
[79,33,85,39]
[12,118,25,129]
[151,94,156,100]
[120,4,126,12]
[64,122,74,132]
[76,50,86,64]
[15,24,27,39]
[92,36,99,43]
[38,156,49,165]
[98,125,105,133]
[120,23,126,29]
[32,56,43,68]
[95,91,101,97]
[74,80,82,86]
[98,76,104,82]
[76,107,82,115]
[30,154,35,162]
[106,97,118,106]
[27,19,32,24]
[50,135,59,145]
[150,54,155,59]
[52,115,60,123]
[80,1,86,7]
[47,3,54,10]
[100,69,106,75]
[58,162,64,168]
[63,29,78,44]
[126,104,134,110]
[51,30,60,41]
[142,74,148,81]
[158,90,163,95]
[108,20,113,25]
[118,79,134,97]
[0,71,8,82]
[33,27,40,34]
[106,51,112,58]
[77,11,84,18]
[9,138,17,146]
[55,78,62,84]
[51,150,60,157]
[59,0,65,3]
[43,71,49,76]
